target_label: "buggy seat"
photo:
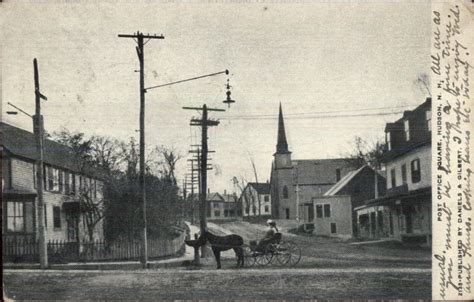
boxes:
[268,232,282,244]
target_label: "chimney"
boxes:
[224,189,227,196]
[208,188,210,194]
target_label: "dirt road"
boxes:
[3,267,431,300]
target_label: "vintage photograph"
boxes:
[0,0,444,300]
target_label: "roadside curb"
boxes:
[3,258,192,271]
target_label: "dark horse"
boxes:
[197,230,244,269]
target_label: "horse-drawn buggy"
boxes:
[243,232,301,267]
[185,230,301,269]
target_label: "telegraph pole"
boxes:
[33,58,48,269]
[118,31,164,268]
[184,105,224,256]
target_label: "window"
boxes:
[79,176,83,191]
[58,170,63,192]
[390,168,396,188]
[336,169,341,182]
[401,164,407,184]
[52,169,59,191]
[245,207,249,214]
[316,205,323,218]
[404,120,410,141]
[47,166,54,191]
[264,205,269,213]
[53,206,61,228]
[411,159,421,183]
[64,172,70,195]
[264,195,269,202]
[331,223,337,234]
[282,186,289,199]
[386,132,391,151]
[214,210,220,217]
[213,203,219,208]
[426,110,431,131]
[71,174,76,194]
[324,204,331,218]
[7,202,24,232]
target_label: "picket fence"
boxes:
[3,232,185,263]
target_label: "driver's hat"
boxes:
[266,219,275,225]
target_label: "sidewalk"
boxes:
[5,223,199,271]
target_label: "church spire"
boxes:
[276,103,290,154]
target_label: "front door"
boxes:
[66,213,79,242]
[285,208,290,219]
[403,206,414,234]
[307,205,315,222]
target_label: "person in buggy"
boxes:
[255,219,279,252]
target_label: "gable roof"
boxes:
[207,192,224,202]
[222,194,237,203]
[248,182,271,194]
[292,158,358,185]
[1,122,102,179]
[324,165,366,196]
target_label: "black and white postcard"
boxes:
[1,0,473,300]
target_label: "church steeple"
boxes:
[276,103,290,154]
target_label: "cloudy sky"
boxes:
[1,0,431,193]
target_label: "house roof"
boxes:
[248,182,271,194]
[323,165,383,196]
[1,122,102,179]
[381,98,431,163]
[222,194,237,203]
[207,192,224,202]
[291,158,358,185]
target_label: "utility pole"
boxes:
[184,105,224,256]
[33,58,48,269]
[186,157,199,224]
[118,31,164,268]
[294,166,300,226]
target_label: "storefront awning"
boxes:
[356,186,431,210]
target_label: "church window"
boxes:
[282,186,288,199]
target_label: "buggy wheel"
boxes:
[243,246,256,267]
[287,241,302,266]
[255,247,273,266]
[275,242,291,266]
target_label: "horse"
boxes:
[196,230,244,269]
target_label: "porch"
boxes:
[355,187,431,245]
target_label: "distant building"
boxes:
[240,182,272,217]
[306,166,386,238]
[1,122,105,244]
[207,190,240,220]
[355,98,432,244]
[270,104,358,220]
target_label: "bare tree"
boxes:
[233,176,259,217]
[155,146,183,185]
[414,73,431,97]
[249,155,262,216]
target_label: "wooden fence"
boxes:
[3,232,185,263]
